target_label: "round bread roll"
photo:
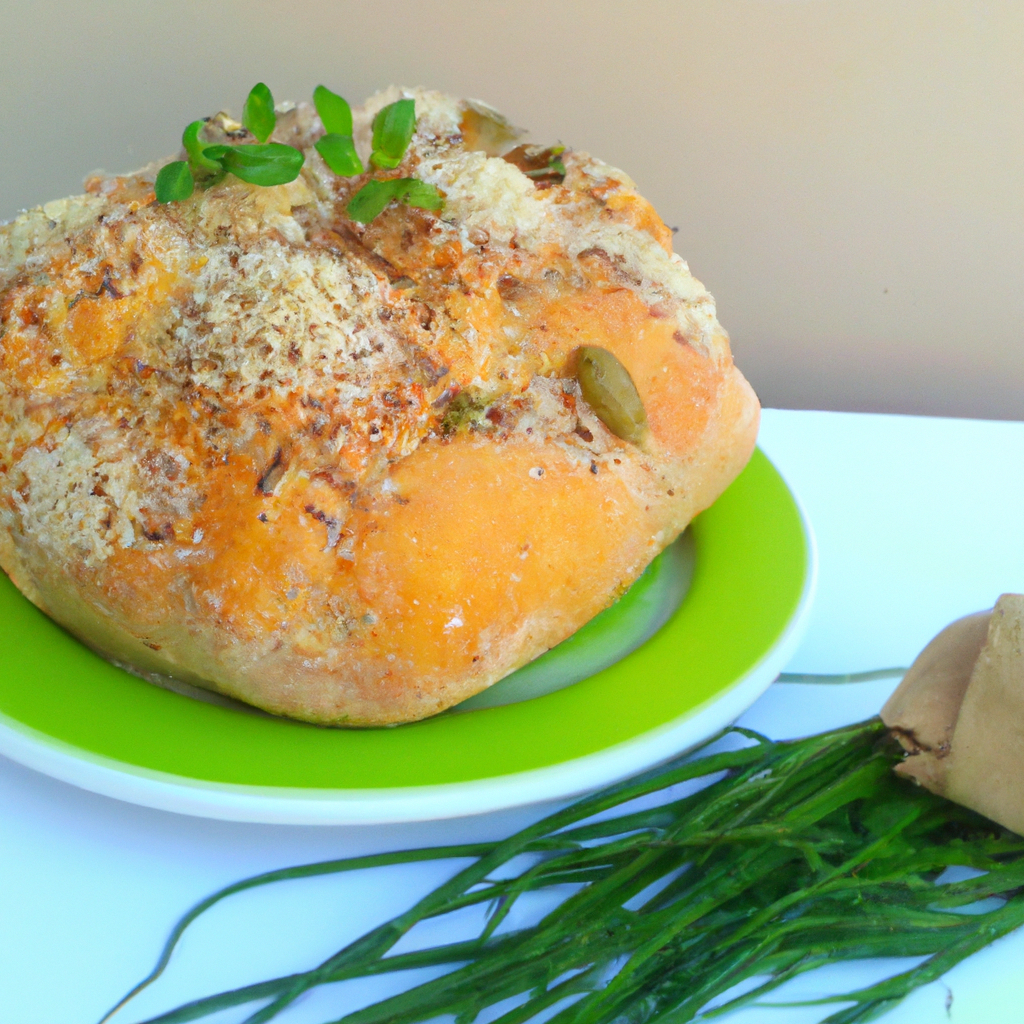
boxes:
[0,87,759,725]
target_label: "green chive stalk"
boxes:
[102,718,1024,1024]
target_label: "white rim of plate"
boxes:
[0,489,817,825]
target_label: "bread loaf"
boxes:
[0,88,759,724]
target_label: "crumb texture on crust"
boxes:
[0,87,759,725]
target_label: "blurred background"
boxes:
[1,0,1020,420]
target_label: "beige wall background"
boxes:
[1,0,1021,419]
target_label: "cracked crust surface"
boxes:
[0,87,759,724]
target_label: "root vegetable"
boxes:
[882,593,1024,834]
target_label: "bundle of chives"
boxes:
[104,717,1024,1024]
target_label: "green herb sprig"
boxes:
[343,92,443,222]
[100,717,1024,1024]
[155,84,305,202]
[524,144,566,179]
[370,98,416,169]
[313,85,363,177]
[242,82,276,144]
[347,176,444,223]
[155,83,443,224]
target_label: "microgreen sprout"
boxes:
[347,176,444,224]
[315,133,365,177]
[154,84,303,203]
[313,84,354,136]
[313,85,364,176]
[345,96,443,220]
[370,98,416,169]
[242,82,276,143]
[153,161,194,203]
[154,83,443,223]
[202,143,305,188]
[523,144,566,179]
[181,121,224,178]
[548,144,567,177]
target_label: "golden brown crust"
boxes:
[0,88,759,724]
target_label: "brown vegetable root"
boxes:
[882,593,1024,834]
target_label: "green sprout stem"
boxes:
[778,668,909,684]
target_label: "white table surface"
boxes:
[2,407,1024,1024]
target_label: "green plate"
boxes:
[0,448,813,823]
